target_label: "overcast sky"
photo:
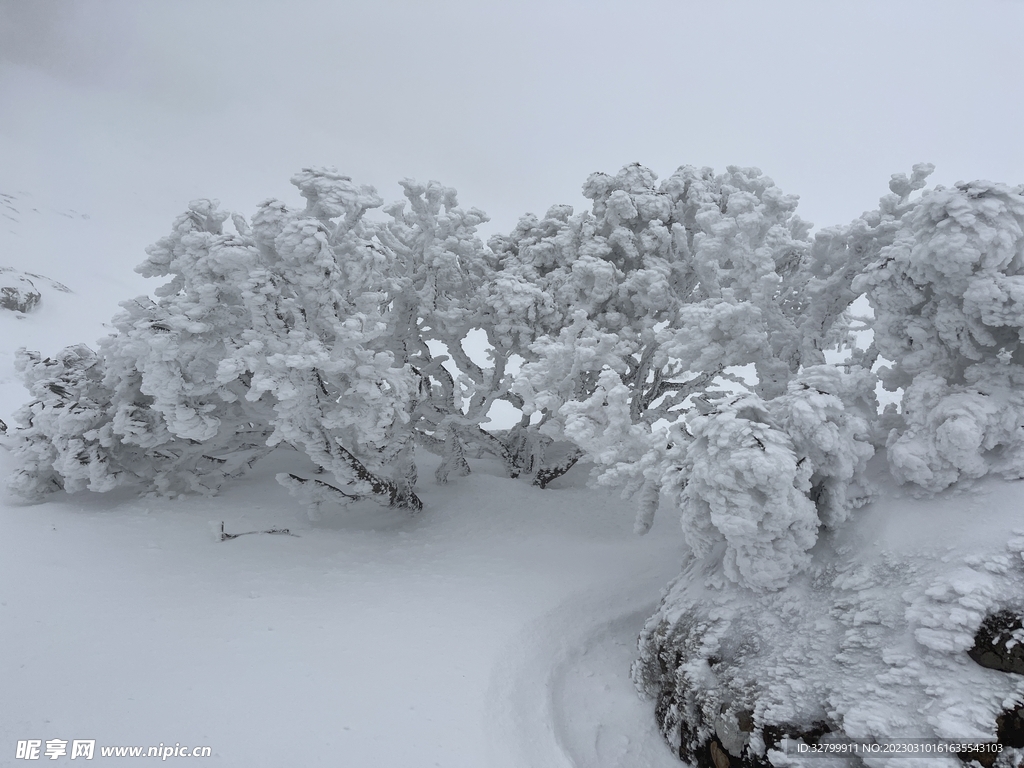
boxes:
[2,0,1023,252]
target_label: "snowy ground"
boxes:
[1,445,689,767]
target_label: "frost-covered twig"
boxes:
[218,521,299,541]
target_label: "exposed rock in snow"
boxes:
[0,188,80,315]
[633,473,1024,768]
[0,266,72,314]
[970,611,1024,676]
[0,272,40,313]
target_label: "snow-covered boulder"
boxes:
[0,272,41,313]
[0,266,72,314]
[633,472,1024,768]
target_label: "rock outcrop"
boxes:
[0,273,41,313]
[0,267,71,314]
[633,491,1024,768]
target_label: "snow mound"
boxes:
[634,469,1024,767]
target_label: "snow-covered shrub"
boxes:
[8,345,119,497]
[7,220,287,500]
[361,177,581,486]
[634,168,1024,767]
[373,179,495,482]
[512,163,815,423]
[512,163,899,542]
[661,366,876,592]
[857,179,1024,491]
[8,170,427,509]
[510,165,810,501]
[10,159,1024,765]
[666,395,819,592]
[886,369,1024,492]
[774,365,877,530]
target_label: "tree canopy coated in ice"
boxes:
[7,163,1024,595]
[857,179,1024,493]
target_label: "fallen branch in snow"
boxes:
[218,521,299,541]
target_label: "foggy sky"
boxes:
[2,0,1023,250]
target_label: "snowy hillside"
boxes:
[5,162,1024,768]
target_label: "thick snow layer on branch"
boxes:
[666,395,818,591]
[660,366,875,592]
[857,179,1024,493]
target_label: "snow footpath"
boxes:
[1,445,687,767]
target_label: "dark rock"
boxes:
[640,616,833,767]
[969,611,1024,675]
[0,274,41,312]
[956,611,1024,766]
[761,721,832,754]
[639,606,1024,767]
[998,703,1024,749]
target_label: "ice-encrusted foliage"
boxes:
[667,395,818,591]
[7,201,285,499]
[887,370,1024,492]
[9,169,426,509]
[513,164,897,549]
[513,164,817,428]
[10,160,1024,766]
[511,166,814,497]
[633,167,1024,766]
[774,365,877,530]
[8,345,118,497]
[377,180,560,484]
[664,367,875,592]
[857,179,1024,491]
[4,166,608,509]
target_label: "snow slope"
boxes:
[0,443,687,767]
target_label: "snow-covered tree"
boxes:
[8,201,282,500]
[8,344,118,497]
[8,170,425,510]
[660,365,876,591]
[509,163,893,537]
[855,178,1024,491]
[372,179,529,484]
[10,159,1024,765]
